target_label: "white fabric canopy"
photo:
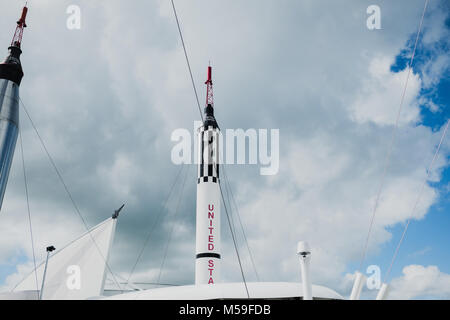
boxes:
[13,217,117,300]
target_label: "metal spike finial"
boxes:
[112,204,125,219]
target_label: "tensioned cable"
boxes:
[358,0,429,271]
[125,164,185,287]
[18,128,39,299]
[171,0,250,295]
[19,97,123,292]
[222,166,260,281]
[222,165,260,282]
[222,172,242,272]
[383,118,449,283]
[220,168,247,283]
[171,0,204,122]
[219,177,250,298]
[156,164,191,285]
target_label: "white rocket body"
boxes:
[195,124,221,285]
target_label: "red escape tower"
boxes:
[0,5,28,85]
[11,6,28,48]
[205,65,213,107]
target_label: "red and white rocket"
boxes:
[195,66,221,285]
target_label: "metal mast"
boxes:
[11,6,28,49]
[0,5,28,211]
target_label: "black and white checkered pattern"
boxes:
[197,125,220,184]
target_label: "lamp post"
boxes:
[39,245,55,300]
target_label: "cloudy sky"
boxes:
[0,0,449,299]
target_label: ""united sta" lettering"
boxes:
[208,204,215,284]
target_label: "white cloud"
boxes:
[349,56,422,126]
[388,265,450,299]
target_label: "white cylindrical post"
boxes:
[297,241,312,300]
[39,245,55,300]
[376,283,389,300]
[349,271,366,300]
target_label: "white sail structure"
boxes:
[9,216,118,300]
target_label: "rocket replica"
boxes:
[0,5,28,211]
[195,66,221,285]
